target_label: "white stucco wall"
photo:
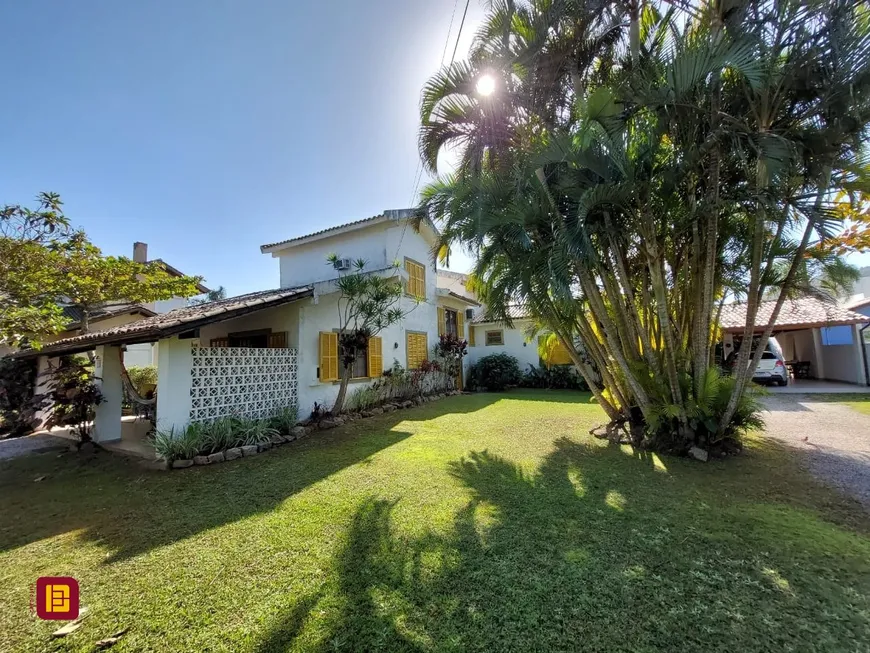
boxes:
[467,320,540,372]
[436,271,470,296]
[819,324,865,384]
[198,303,301,348]
[124,343,157,367]
[295,270,438,418]
[150,297,188,314]
[156,336,194,433]
[778,329,820,377]
[276,224,390,289]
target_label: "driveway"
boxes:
[0,433,68,460]
[762,394,870,509]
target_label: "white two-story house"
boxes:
[20,209,541,444]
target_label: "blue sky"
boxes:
[2,1,867,298]
[0,0,484,295]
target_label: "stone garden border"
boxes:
[168,390,464,470]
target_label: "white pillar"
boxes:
[93,345,123,442]
[156,337,193,434]
[853,324,866,385]
[812,328,825,380]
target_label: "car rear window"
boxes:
[761,352,777,359]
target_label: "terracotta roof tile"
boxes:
[18,286,313,357]
[719,296,869,332]
[471,305,531,324]
[260,215,384,251]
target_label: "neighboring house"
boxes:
[41,241,209,367]
[720,297,869,385]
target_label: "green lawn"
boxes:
[2,390,870,652]
[808,393,870,416]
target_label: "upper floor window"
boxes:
[445,309,458,338]
[405,258,426,298]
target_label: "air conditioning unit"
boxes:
[333,257,352,271]
[465,308,475,320]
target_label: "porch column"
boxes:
[812,328,825,379]
[93,345,123,442]
[156,336,193,433]
[853,324,868,386]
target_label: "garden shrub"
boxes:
[521,363,589,391]
[342,360,456,415]
[151,411,291,461]
[43,356,104,443]
[468,353,522,391]
[0,357,41,436]
[125,365,157,395]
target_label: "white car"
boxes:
[752,337,788,387]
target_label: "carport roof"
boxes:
[15,286,314,358]
[719,296,869,333]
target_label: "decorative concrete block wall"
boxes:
[189,346,298,422]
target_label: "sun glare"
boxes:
[476,74,496,96]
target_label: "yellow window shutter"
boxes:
[268,332,287,348]
[552,340,573,365]
[406,332,428,369]
[417,263,426,297]
[437,307,446,336]
[405,260,425,297]
[468,326,475,346]
[457,311,465,340]
[319,332,338,382]
[368,337,383,377]
[404,259,413,295]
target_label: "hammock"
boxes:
[118,348,157,406]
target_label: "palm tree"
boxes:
[419,0,870,452]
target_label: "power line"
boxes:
[449,0,472,67]
[398,0,473,264]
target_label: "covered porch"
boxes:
[719,297,870,387]
[19,286,313,457]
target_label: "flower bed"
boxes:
[162,391,463,470]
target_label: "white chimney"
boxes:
[133,242,148,263]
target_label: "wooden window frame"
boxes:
[445,309,458,338]
[485,330,504,346]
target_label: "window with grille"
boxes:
[485,330,504,346]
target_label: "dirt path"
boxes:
[762,394,870,509]
[0,433,68,461]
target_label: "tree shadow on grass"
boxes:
[0,395,502,563]
[257,438,870,652]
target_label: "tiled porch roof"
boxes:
[719,296,869,333]
[471,305,531,324]
[60,301,156,329]
[16,286,314,358]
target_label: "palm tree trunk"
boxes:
[720,166,831,431]
[721,153,769,429]
[628,1,641,64]
[556,331,621,422]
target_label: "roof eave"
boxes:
[15,288,314,359]
[260,216,389,255]
[722,318,869,333]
